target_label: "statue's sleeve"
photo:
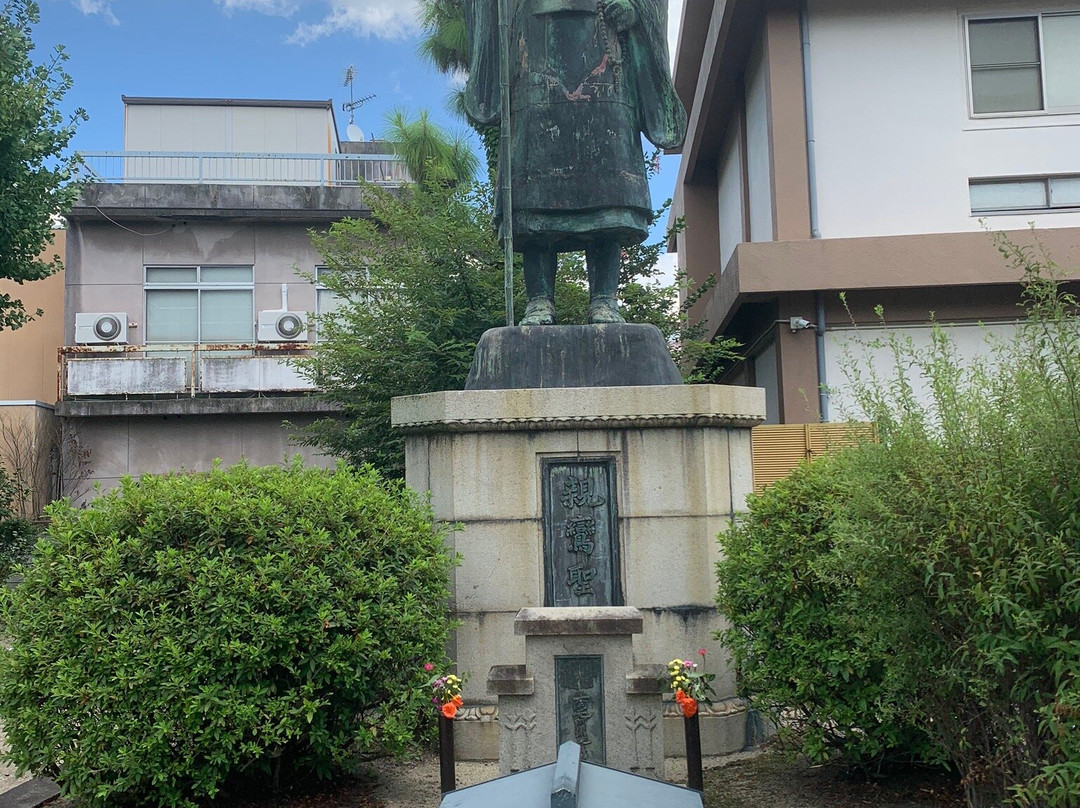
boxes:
[464,0,501,127]
[625,0,687,150]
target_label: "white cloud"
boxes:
[72,0,119,25]
[286,0,421,44]
[215,0,302,15]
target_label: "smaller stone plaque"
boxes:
[555,655,606,764]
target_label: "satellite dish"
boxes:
[346,123,364,142]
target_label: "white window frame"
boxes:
[965,10,1080,118]
[143,265,255,345]
[969,173,1080,215]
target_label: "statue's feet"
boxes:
[520,297,556,326]
[588,296,625,324]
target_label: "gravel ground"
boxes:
[0,731,962,808]
[0,723,31,796]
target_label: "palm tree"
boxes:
[417,0,468,75]
[382,107,479,187]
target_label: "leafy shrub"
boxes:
[0,466,37,578]
[0,460,457,808]
[716,452,937,769]
[718,236,1080,807]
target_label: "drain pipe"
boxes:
[799,0,830,421]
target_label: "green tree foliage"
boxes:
[718,236,1080,807]
[0,460,457,808]
[0,0,85,330]
[298,178,731,479]
[382,107,478,187]
[418,0,467,75]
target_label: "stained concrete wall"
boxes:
[64,220,328,345]
[65,408,336,503]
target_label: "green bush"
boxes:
[0,466,37,578]
[716,452,937,769]
[0,460,457,808]
[718,236,1080,807]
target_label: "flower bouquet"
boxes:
[426,664,465,719]
[665,650,716,719]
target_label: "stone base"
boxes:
[465,324,683,389]
[452,704,752,762]
[392,384,766,764]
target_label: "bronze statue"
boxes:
[464,0,686,325]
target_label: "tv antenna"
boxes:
[342,65,375,139]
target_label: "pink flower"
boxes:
[424,663,435,672]
[683,661,692,668]
[698,648,707,657]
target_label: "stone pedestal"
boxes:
[391,384,766,760]
[488,607,665,777]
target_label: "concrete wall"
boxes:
[125,103,336,155]
[69,411,334,501]
[0,231,65,404]
[65,220,326,345]
[809,0,1080,238]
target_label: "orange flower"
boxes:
[680,698,698,718]
[452,695,464,707]
[441,702,457,719]
[674,689,688,704]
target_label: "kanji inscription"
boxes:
[555,655,606,764]
[543,459,621,607]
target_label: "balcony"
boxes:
[77,150,409,187]
[59,343,318,400]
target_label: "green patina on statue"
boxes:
[465,0,687,325]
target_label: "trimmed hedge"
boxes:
[0,460,456,808]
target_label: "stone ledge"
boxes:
[514,606,643,637]
[626,664,666,695]
[392,385,766,434]
[487,664,535,696]
[57,395,340,418]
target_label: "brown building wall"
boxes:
[0,231,66,404]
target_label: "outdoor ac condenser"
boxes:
[74,312,129,345]
[257,310,308,343]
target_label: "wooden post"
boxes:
[438,714,456,794]
[684,712,703,791]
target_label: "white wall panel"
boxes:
[808,0,1080,239]
[824,321,1018,421]
[718,123,745,270]
[745,35,774,242]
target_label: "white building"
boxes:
[672,0,1080,423]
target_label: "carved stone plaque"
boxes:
[555,655,606,764]
[542,459,622,608]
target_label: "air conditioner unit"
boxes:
[257,310,308,343]
[75,312,128,344]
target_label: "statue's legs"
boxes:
[586,240,626,324]
[520,248,557,326]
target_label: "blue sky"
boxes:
[35,0,685,246]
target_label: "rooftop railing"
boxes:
[76,150,409,187]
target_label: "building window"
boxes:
[144,265,254,344]
[968,13,1080,114]
[314,266,346,342]
[970,175,1080,214]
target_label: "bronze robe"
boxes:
[465,0,686,251]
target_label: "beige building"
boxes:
[672,0,1080,423]
[0,232,67,517]
[58,97,406,498]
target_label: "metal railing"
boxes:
[59,343,318,399]
[76,151,409,187]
